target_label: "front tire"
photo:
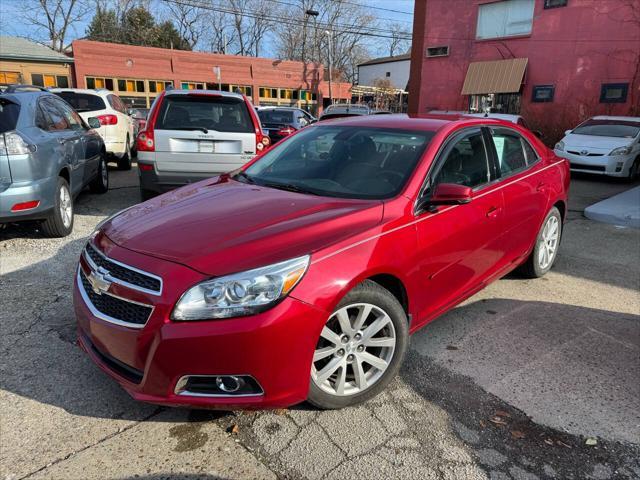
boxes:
[627,156,639,181]
[42,177,74,237]
[308,280,409,410]
[89,154,109,194]
[519,206,562,278]
[117,135,132,170]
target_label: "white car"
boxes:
[51,88,136,170]
[554,116,640,179]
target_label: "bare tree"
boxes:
[165,0,204,48]
[386,22,411,57]
[20,0,90,51]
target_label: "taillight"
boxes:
[256,133,270,152]
[97,114,118,126]
[0,131,33,155]
[11,200,40,211]
[137,130,155,152]
[277,126,296,136]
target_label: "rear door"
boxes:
[153,93,257,174]
[0,98,20,192]
[485,126,549,263]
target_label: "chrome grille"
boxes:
[84,242,162,295]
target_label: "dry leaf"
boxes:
[489,416,507,426]
[274,408,288,416]
[510,430,525,439]
[228,424,239,434]
[585,437,598,446]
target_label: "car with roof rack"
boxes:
[135,89,269,200]
[1,89,108,237]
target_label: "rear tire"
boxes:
[42,177,74,237]
[307,280,409,410]
[519,206,562,278]
[89,154,109,194]
[117,135,132,170]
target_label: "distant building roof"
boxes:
[358,53,411,67]
[0,36,73,63]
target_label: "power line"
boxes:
[325,0,414,16]
[162,0,413,40]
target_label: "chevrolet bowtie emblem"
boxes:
[87,266,111,295]
[580,150,588,156]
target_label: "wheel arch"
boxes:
[58,166,70,185]
[366,273,409,317]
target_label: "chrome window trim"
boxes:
[77,268,153,329]
[174,375,265,398]
[84,242,163,296]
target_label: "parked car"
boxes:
[129,108,149,136]
[554,116,640,179]
[75,114,569,409]
[51,88,135,170]
[318,103,371,121]
[0,90,108,237]
[136,89,269,200]
[256,106,316,144]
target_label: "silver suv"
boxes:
[0,89,108,237]
[136,89,268,200]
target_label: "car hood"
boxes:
[103,177,384,276]
[562,133,632,151]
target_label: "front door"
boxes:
[413,127,507,325]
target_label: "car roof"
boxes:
[50,88,110,96]
[257,106,301,111]
[163,89,245,100]
[0,90,54,104]
[590,115,640,122]
[311,113,512,132]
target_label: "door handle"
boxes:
[486,206,501,218]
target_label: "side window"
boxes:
[35,104,52,130]
[521,138,539,165]
[433,130,490,189]
[40,99,70,131]
[109,95,126,113]
[52,98,84,131]
[489,128,527,176]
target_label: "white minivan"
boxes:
[52,88,136,170]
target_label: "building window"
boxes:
[32,73,70,88]
[86,76,115,90]
[426,46,449,57]
[149,81,173,93]
[600,83,629,103]
[476,0,535,40]
[0,71,21,83]
[544,0,568,8]
[385,72,391,77]
[531,85,555,102]
[280,89,293,99]
[259,87,278,98]
[181,82,204,90]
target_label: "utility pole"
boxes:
[326,30,333,105]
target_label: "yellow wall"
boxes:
[0,59,72,87]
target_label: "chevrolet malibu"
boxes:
[75,115,569,410]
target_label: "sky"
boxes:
[0,0,415,59]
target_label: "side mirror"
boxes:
[418,183,473,212]
[532,130,543,139]
[87,117,101,129]
[564,129,572,136]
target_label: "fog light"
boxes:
[174,374,263,396]
[615,162,624,172]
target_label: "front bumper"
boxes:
[74,235,327,408]
[0,177,56,223]
[555,150,635,177]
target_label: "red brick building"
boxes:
[409,0,640,140]
[71,40,350,114]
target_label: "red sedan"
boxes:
[75,114,569,410]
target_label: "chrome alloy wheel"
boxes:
[538,215,559,270]
[101,158,108,186]
[59,184,73,228]
[311,303,396,397]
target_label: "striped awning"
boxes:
[461,58,528,95]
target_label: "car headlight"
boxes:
[172,255,310,320]
[609,146,631,156]
[554,141,565,152]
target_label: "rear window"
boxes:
[155,95,254,133]
[258,109,294,124]
[54,92,106,112]
[572,119,640,138]
[0,99,20,133]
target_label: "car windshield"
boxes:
[54,92,106,112]
[155,95,253,133]
[258,110,294,123]
[240,126,434,199]
[0,99,20,133]
[572,119,640,138]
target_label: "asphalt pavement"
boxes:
[1,166,638,480]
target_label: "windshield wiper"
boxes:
[169,126,209,134]
[262,182,318,195]
[233,171,255,184]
